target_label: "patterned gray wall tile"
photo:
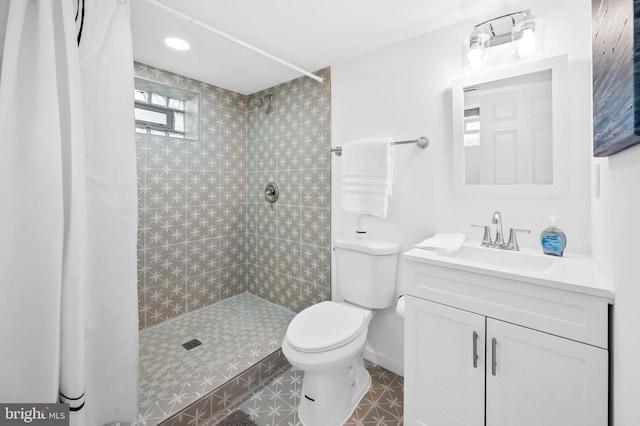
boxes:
[300,207,330,246]
[276,274,299,312]
[221,233,246,266]
[298,281,330,310]
[299,244,330,288]
[138,291,148,331]
[277,98,302,135]
[245,172,259,204]
[145,243,186,286]
[276,239,300,279]
[246,68,331,312]
[203,272,222,305]
[220,203,245,235]
[186,238,219,277]
[301,168,330,208]
[145,280,187,327]
[256,205,278,238]
[276,170,300,206]
[185,275,210,311]
[196,205,220,239]
[220,172,246,204]
[246,264,257,294]
[136,63,330,328]
[136,63,248,329]
[300,130,330,169]
[276,134,301,171]
[276,205,300,242]
[146,137,188,170]
[220,264,246,298]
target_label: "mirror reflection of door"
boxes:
[463,69,552,185]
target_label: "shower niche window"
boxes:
[134,77,199,139]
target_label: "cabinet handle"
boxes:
[472,331,479,368]
[491,337,497,376]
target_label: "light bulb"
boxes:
[465,28,488,70]
[164,37,190,51]
[517,28,537,58]
[467,46,484,70]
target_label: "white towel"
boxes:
[414,233,466,253]
[340,137,394,218]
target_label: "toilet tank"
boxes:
[334,238,400,309]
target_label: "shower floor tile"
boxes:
[206,363,404,426]
[136,292,295,425]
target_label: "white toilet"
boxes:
[282,237,399,426]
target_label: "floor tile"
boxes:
[213,363,404,426]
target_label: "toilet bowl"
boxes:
[282,301,374,426]
[282,237,399,426]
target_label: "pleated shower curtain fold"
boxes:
[0,0,138,424]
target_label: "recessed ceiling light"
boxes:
[164,37,190,51]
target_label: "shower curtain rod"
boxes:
[143,0,324,84]
[330,136,430,156]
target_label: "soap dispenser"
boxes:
[540,216,566,257]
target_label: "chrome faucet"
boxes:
[491,211,505,246]
[472,211,530,251]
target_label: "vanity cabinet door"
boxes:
[404,296,485,426]
[485,318,608,426]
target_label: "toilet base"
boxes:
[298,360,371,426]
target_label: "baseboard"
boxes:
[363,347,404,377]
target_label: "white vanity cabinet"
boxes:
[405,297,485,426]
[402,247,613,426]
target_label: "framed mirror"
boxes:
[452,55,568,196]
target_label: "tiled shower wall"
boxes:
[246,68,332,312]
[135,63,331,329]
[135,63,247,329]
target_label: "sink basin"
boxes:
[440,244,558,274]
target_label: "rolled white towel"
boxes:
[414,233,466,254]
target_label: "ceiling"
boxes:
[130,0,520,95]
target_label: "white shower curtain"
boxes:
[0,0,138,424]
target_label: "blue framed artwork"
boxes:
[592,0,640,156]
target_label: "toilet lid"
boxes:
[286,302,367,353]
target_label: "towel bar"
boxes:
[330,136,429,156]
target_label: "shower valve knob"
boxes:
[264,182,279,203]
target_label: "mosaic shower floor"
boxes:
[135,292,296,425]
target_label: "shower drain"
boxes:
[182,338,202,350]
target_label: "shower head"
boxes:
[253,94,273,109]
[264,94,274,114]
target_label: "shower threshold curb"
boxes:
[104,334,286,426]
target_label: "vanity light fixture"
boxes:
[164,37,190,51]
[463,10,544,70]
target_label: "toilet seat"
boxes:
[286,301,367,353]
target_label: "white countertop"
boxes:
[403,243,614,302]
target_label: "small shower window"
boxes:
[134,78,199,140]
[135,91,185,138]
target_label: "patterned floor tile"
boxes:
[208,363,404,426]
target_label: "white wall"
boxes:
[330,0,593,375]
[592,145,640,424]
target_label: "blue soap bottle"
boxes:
[540,216,566,257]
